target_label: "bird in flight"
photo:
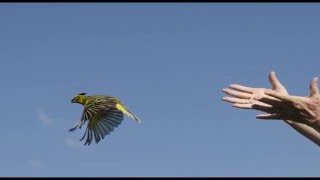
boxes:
[69,93,141,145]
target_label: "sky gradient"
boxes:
[0,3,320,177]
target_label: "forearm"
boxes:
[284,120,320,146]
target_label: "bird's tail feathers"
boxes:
[116,103,141,123]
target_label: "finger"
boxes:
[253,96,287,108]
[229,84,254,93]
[265,90,296,103]
[268,71,284,90]
[222,88,251,99]
[222,96,250,104]
[309,77,319,97]
[231,103,252,109]
[251,104,277,114]
[256,113,283,120]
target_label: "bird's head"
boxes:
[71,93,87,103]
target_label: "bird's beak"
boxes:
[71,98,76,103]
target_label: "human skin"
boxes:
[222,71,320,146]
[253,77,320,131]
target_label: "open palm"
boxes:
[222,71,288,110]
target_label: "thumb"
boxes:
[309,77,319,97]
[269,71,284,90]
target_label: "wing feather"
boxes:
[70,97,126,145]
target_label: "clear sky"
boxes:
[0,3,320,177]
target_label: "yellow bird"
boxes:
[69,93,141,145]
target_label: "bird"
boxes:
[69,93,141,145]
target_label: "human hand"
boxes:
[222,72,320,146]
[222,71,288,109]
[253,77,320,126]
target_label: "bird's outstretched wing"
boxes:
[69,98,124,145]
[81,107,124,145]
[69,98,114,131]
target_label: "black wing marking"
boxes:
[81,108,124,145]
[69,98,114,132]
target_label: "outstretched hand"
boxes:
[222,71,288,109]
[222,71,320,146]
[253,77,320,126]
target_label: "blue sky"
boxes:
[0,3,320,177]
